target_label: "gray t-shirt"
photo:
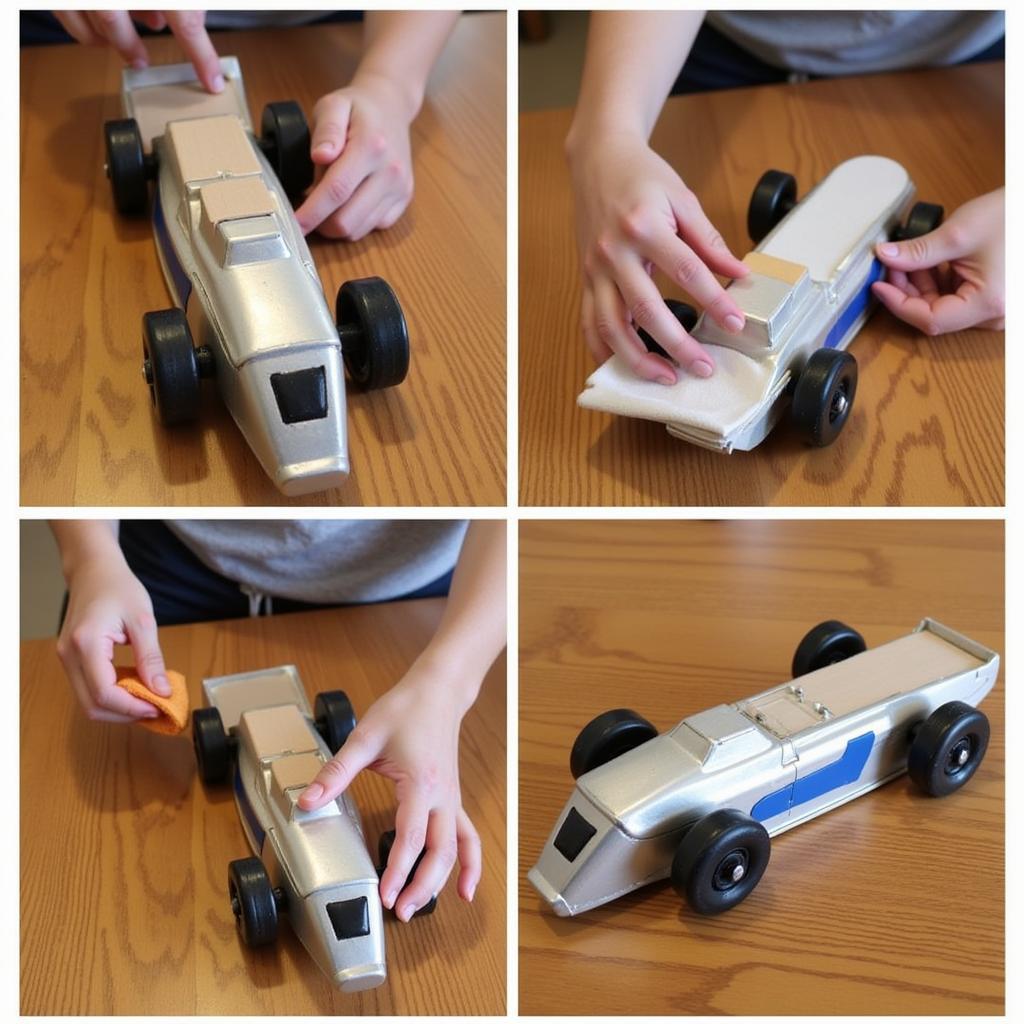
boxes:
[707,11,1004,76]
[166,520,467,604]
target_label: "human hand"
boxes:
[567,131,749,384]
[294,75,415,240]
[297,657,482,921]
[56,555,171,723]
[53,10,224,93]
[872,189,1005,335]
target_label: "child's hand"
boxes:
[567,132,749,384]
[56,557,171,723]
[294,76,415,240]
[873,188,1005,335]
[53,11,224,93]
[297,656,481,921]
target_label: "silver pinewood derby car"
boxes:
[192,666,433,991]
[103,59,409,495]
[529,618,998,917]
[579,156,944,451]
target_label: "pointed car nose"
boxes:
[334,961,387,992]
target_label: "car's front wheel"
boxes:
[336,277,410,390]
[377,829,437,917]
[228,857,281,947]
[142,309,207,426]
[790,348,858,446]
[671,808,771,915]
[570,709,658,779]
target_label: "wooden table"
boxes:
[21,14,505,506]
[21,601,506,1014]
[519,65,1004,506]
[519,520,1003,1015]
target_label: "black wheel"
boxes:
[570,709,657,780]
[192,707,232,784]
[791,620,866,677]
[637,299,699,359]
[671,808,771,915]
[336,277,410,390]
[228,857,279,946]
[894,201,944,242]
[908,701,989,797]
[790,348,858,447]
[142,309,201,426]
[260,101,314,201]
[377,829,437,916]
[104,118,150,215]
[313,690,357,755]
[747,170,797,243]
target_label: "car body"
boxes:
[202,666,386,991]
[528,618,998,917]
[578,155,918,452]
[121,59,350,494]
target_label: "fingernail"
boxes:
[689,360,713,379]
[468,883,478,901]
[724,313,744,333]
[312,143,334,158]
[143,708,160,719]
[657,374,677,387]
[211,74,225,93]
[302,782,323,804]
[878,243,898,257]
[382,888,397,908]
[153,673,171,696]
[131,58,148,70]
[398,903,415,922]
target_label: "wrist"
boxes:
[56,525,124,585]
[410,640,490,715]
[566,115,648,169]
[350,67,422,123]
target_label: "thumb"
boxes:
[299,728,380,809]
[309,95,353,165]
[876,221,965,272]
[126,611,171,697]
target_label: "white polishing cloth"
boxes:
[578,345,774,436]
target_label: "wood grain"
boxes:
[519,520,1003,1015]
[519,64,1004,506]
[21,15,506,506]
[21,600,506,1014]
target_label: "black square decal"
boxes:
[326,896,370,940]
[553,807,597,862]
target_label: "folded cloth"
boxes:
[578,346,775,438]
[116,667,189,735]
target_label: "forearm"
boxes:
[567,10,704,154]
[357,11,459,121]
[50,521,122,581]
[417,521,507,708]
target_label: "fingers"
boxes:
[58,626,158,722]
[125,610,170,697]
[394,810,457,922]
[455,807,482,901]
[130,10,167,32]
[54,11,104,46]
[581,288,614,364]
[875,220,967,272]
[379,794,430,911]
[86,10,149,67]
[309,95,354,165]
[315,177,390,242]
[297,728,380,809]
[294,141,376,234]
[670,187,749,280]
[871,279,989,336]
[164,11,224,93]
[591,276,678,385]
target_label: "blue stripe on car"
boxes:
[233,765,266,853]
[751,731,875,822]
[824,258,884,349]
[152,190,192,308]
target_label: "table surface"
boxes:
[519,520,1003,1015]
[519,64,1004,506]
[21,15,506,507]
[21,600,506,1015]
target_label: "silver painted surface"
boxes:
[204,666,386,991]
[125,61,350,494]
[529,619,998,916]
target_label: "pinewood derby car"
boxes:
[191,666,432,991]
[103,59,409,495]
[529,618,998,918]
[578,156,944,451]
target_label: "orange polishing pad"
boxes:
[115,667,189,735]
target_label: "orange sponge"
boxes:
[115,667,189,735]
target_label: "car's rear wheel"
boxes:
[747,170,797,243]
[570,709,658,779]
[637,299,699,360]
[894,201,944,242]
[228,857,280,946]
[377,829,437,916]
[142,309,203,426]
[259,101,314,201]
[104,118,150,215]
[336,277,410,390]
[313,690,357,755]
[192,707,232,784]
[790,348,857,446]
[671,809,771,915]
[791,620,866,677]
[908,701,990,797]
